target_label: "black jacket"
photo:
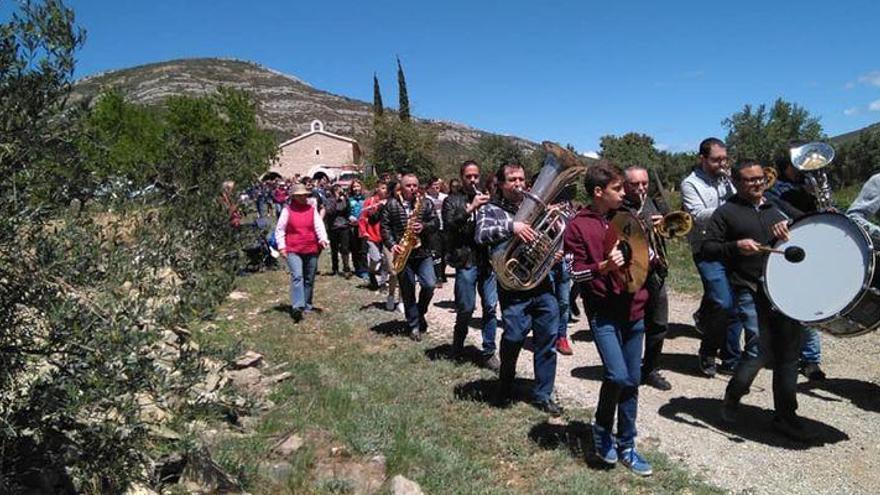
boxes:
[701,195,787,291]
[442,192,488,268]
[380,195,438,259]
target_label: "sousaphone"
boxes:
[610,211,650,293]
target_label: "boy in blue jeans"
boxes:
[564,162,652,476]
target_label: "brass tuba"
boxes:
[491,141,587,291]
[791,142,836,211]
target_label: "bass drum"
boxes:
[764,212,880,337]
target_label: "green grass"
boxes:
[192,261,723,494]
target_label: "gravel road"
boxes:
[417,278,880,494]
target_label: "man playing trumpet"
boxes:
[622,166,672,391]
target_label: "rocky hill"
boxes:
[72,57,538,165]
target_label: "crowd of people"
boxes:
[227,138,880,478]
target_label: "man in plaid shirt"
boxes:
[475,163,562,416]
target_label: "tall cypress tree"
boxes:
[397,56,410,122]
[372,73,384,118]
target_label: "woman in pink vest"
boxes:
[275,183,329,322]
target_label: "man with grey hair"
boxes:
[622,166,672,390]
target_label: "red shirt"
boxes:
[358,196,384,243]
[284,203,320,255]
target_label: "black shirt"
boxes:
[701,195,787,291]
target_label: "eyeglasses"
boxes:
[626,181,649,187]
[739,176,766,185]
[708,156,729,164]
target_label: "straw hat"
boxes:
[290,183,310,196]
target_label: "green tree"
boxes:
[476,135,526,174]
[722,98,824,165]
[370,117,437,180]
[599,132,660,169]
[397,56,410,122]
[372,72,384,119]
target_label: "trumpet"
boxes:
[655,211,693,238]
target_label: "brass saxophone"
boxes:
[392,192,425,274]
[491,141,587,291]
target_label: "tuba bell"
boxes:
[764,166,778,190]
[490,141,587,291]
[790,142,836,210]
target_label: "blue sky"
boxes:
[59,0,880,152]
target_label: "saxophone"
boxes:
[491,141,587,291]
[391,192,425,274]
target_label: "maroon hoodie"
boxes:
[563,206,648,322]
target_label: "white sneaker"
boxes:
[397,303,405,314]
[385,296,396,311]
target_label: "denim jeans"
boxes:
[550,261,571,339]
[498,286,559,402]
[725,288,802,419]
[591,314,645,450]
[732,286,762,361]
[453,264,498,356]
[800,327,822,364]
[397,256,436,332]
[286,252,318,310]
[694,257,743,367]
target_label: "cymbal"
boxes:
[610,211,650,293]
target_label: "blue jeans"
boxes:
[453,264,498,356]
[499,287,559,402]
[733,287,762,362]
[286,252,318,310]
[800,327,822,364]
[591,314,645,450]
[397,256,436,332]
[550,261,571,339]
[694,257,743,367]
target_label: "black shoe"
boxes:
[642,371,672,391]
[494,381,513,407]
[481,354,501,372]
[532,399,564,417]
[772,415,819,442]
[801,362,826,381]
[717,363,737,376]
[698,354,717,378]
[448,345,463,361]
[290,308,303,323]
[720,392,739,423]
[409,330,422,342]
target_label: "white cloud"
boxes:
[844,107,860,116]
[582,151,599,159]
[869,99,880,112]
[858,71,880,87]
[654,143,670,152]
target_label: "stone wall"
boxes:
[272,134,356,178]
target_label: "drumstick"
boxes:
[759,245,806,263]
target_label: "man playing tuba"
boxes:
[475,163,563,416]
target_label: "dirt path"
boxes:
[416,277,880,495]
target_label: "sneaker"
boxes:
[531,399,563,417]
[698,354,717,378]
[692,310,704,335]
[720,392,739,423]
[397,303,405,314]
[343,271,353,279]
[772,415,819,442]
[642,371,672,391]
[409,329,422,342]
[494,381,513,407]
[290,308,303,323]
[385,296,396,311]
[801,362,826,382]
[591,423,617,465]
[619,448,653,476]
[556,337,574,356]
[481,354,501,372]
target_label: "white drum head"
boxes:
[764,213,873,323]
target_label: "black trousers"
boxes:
[349,226,367,274]
[329,227,351,273]
[642,271,669,376]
